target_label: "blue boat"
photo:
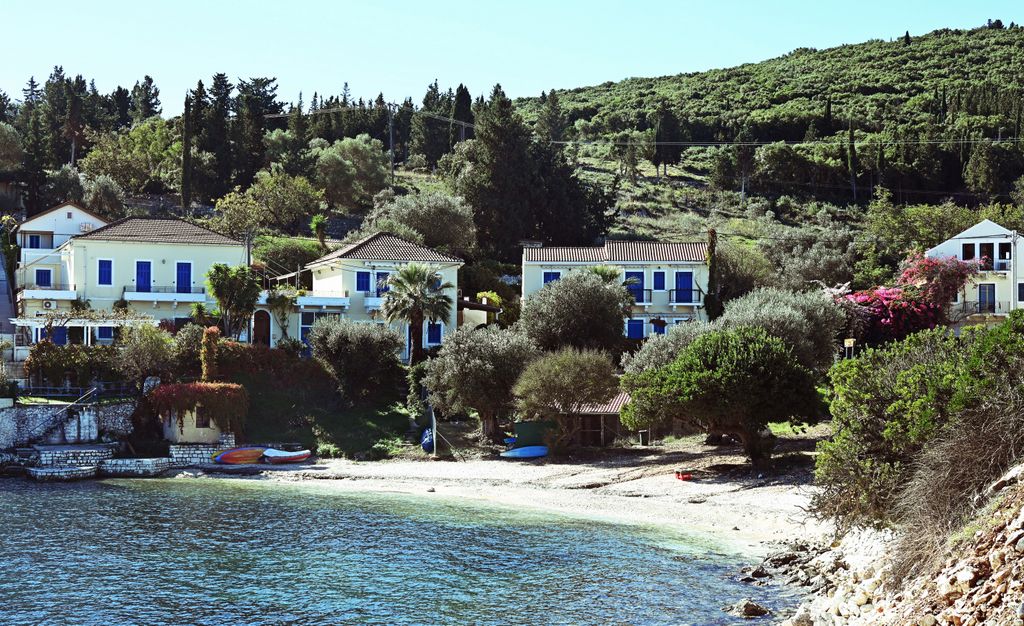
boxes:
[500,445,548,459]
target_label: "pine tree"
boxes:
[535,88,565,143]
[110,86,131,129]
[207,73,234,194]
[22,107,47,214]
[649,102,684,178]
[410,80,454,165]
[449,83,474,146]
[181,93,193,210]
[129,75,161,123]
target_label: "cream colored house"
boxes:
[16,202,110,275]
[521,240,710,339]
[13,217,245,348]
[254,232,462,361]
[161,407,224,444]
[926,219,1021,324]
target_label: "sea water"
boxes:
[0,478,794,625]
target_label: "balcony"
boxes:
[20,247,61,266]
[123,285,207,304]
[18,282,78,301]
[359,290,389,311]
[296,292,350,309]
[628,288,652,306]
[669,289,704,306]
[955,300,1011,318]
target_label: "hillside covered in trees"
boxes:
[518,20,1024,204]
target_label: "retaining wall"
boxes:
[0,401,135,449]
[27,465,98,482]
[98,458,171,477]
[36,445,115,467]
[168,433,237,467]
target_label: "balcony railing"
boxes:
[124,285,205,294]
[357,289,390,298]
[20,282,75,291]
[628,288,652,305]
[669,289,704,305]
[955,300,1011,317]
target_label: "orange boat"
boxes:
[212,446,267,464]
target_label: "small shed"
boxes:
[570,391,630,447]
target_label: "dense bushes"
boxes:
[24,342,120,386]
[307,317,403,401]
[149,382,249,435]
[623,327,821,465]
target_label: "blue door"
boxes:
[136,261,151,293]
[979,284,996,313]
[625,271,645,303]
[42,327,67,345]
[427,322,442,344]
[626,319,645,339]
[176,262,191,294]
[674,271,693,304]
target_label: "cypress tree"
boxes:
[181,93,193,211]
[450,83,474,146]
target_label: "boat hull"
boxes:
[212,446,267,465]
[263,449,312,464]
[500,445,548,459]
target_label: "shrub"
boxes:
[24,343,120,387]
[253,235,323,276]
[116,324,174,387]
[365,191,477,254]
[172,323,205,377]
[620,322,710,374]
[200,326,220,381]
[844,286,942,345]
[622,327,821,466]
[513,348,618,451]
[149,382,248,435]
[424,326,539,442]
[307,318,403,401]
[518,271,632,353]
[813,328,964,529]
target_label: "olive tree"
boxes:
[308,317,403,401]
[517,271,633,353]
[116,324,174,389]
[622,327,821,467]
[424,326,539,443]
[366,191,477,254]
[514,348,619,451]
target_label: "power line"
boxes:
[555,137,1024,147]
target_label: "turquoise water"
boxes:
[0,478,792,625]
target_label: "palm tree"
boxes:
[586,265,623,284]
[381,263,453,365]
[310,214,328,251]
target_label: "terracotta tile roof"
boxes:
[309,232,462,265]
[74,217,240,245]
[524,240,707,263]
[576,391,631,415]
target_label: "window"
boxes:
[375,272,390,296]
[961,243,976,261]
[97,326,114,341]
[1018,283,1024,303]
[427,322,443,345]
[97,259,113,286]
[543,271,561,284]
[35,268,51,288]
[652,322,666,335]
[194,408,211,429]
[652,271,666,291]
[626,319,645,339]
[998,242,1012,271]
[176,262,192,294]
[979,284,996,313]
[674,271,694,303]
[356,271,371,293]
[624,271,645,303]
[300,311,339,344]
[980,243,995,270]
[27,234,40,249]
[135,261,152,293]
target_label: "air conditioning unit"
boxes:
[79,222,94,233]
[42,300,57,310]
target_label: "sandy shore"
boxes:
[195,442,830,556]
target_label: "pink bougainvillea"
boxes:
[844,286,942,345]
[897,251,981,306]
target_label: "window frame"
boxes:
[96,258,114,287]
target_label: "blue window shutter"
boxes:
[136,261,151,292]
[543,271,561,284]
[1019,283,1024,302]
[427,322,442,344]
[176,262,191,293]
[97,326,113,340]
[52,327,67,346]
[35,269,51,287]
[653,271,665,291]
[674,271,693,303]
[356,271,371,293]
[98,260,112,286]
[626,319,645,339]
[653,323,666,335]
[28,235,40,249]
[625,271,645,302]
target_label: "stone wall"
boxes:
[168,433,236,467]
[27,465,98,481]
[99,458,170,477]
[36,445,115,467]
[0,401,135,449]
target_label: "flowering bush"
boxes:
[149,381,248,434]
[897,251,980,306]
[845,286,942,345]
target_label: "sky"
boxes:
[5,0,1022,115]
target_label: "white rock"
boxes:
[852,591,870,606]
[863,577,881,593]
[918,615,937,626]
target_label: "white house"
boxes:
[15,202,110,271]
[926,219,1021,322]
